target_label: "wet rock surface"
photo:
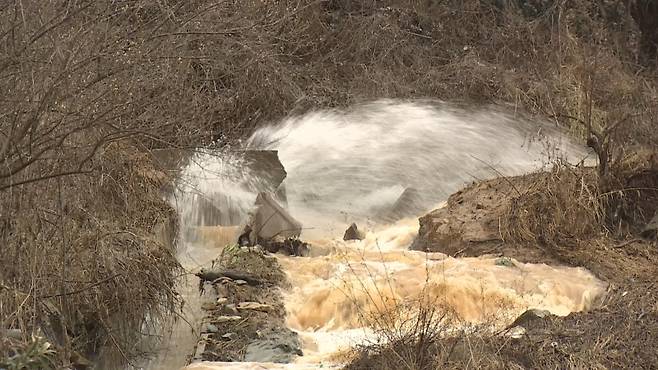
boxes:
[343,222,365,241]
[377,187,426,223]
[244,330,303,363]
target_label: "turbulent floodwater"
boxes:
[151,101,606,370]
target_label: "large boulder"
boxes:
[343,223,365,241]
[410,175,560,264]
[411,181,504,254]
[377,187,427,223]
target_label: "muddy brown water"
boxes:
[146,101,606,370]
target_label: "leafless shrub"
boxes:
[1,0,656,367]
[501,165,603,249]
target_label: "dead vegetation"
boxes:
[1,0,657,368]
[501,165,603,249]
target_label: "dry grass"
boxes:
[500,153,658,252]
[0,143,182,367]
[501,165,603,249]
[1,0,657,368]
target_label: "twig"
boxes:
[40,273,122,299]
[613,238,642,249]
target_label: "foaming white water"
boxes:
[168,101,603,370]
[247,101,588,236]
[276,217,606,366]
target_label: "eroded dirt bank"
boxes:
[351,166,658,369]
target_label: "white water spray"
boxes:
[154,101,603,370]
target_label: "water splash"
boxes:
[166,101,604,370]
[247,101,588,237]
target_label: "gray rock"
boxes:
[244,331,303,363]
[343,223,365,241]
[495,257,515,267]
[507,308,552,330]
[378,187,427,223]
[262,237,310,256]
[224,304,239,315]
[204,324,219,333]
[237,302,273,313]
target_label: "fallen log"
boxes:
[195,268,263,286]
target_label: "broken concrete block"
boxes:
[343,223,365,241]
[248,192,302,241]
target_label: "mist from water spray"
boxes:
[246,101,589,236]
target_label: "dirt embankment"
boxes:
[404,164,658,369]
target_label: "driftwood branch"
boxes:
[195,269,263,286]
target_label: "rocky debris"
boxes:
[237,302,274,313]
[503,326,527,339]
[343,222,365,241]
[641,211,658,240]
[236,192,310,256]
[221,332,238,341]
[213,316,242,324]
[238,225,253,246]
[244,330,303,363]
[377,187,427,222]
[506,309,553,330]
[262,236,310,256]
[191,245,300,364]
[224,304,239,315]
[495,256,516,267]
